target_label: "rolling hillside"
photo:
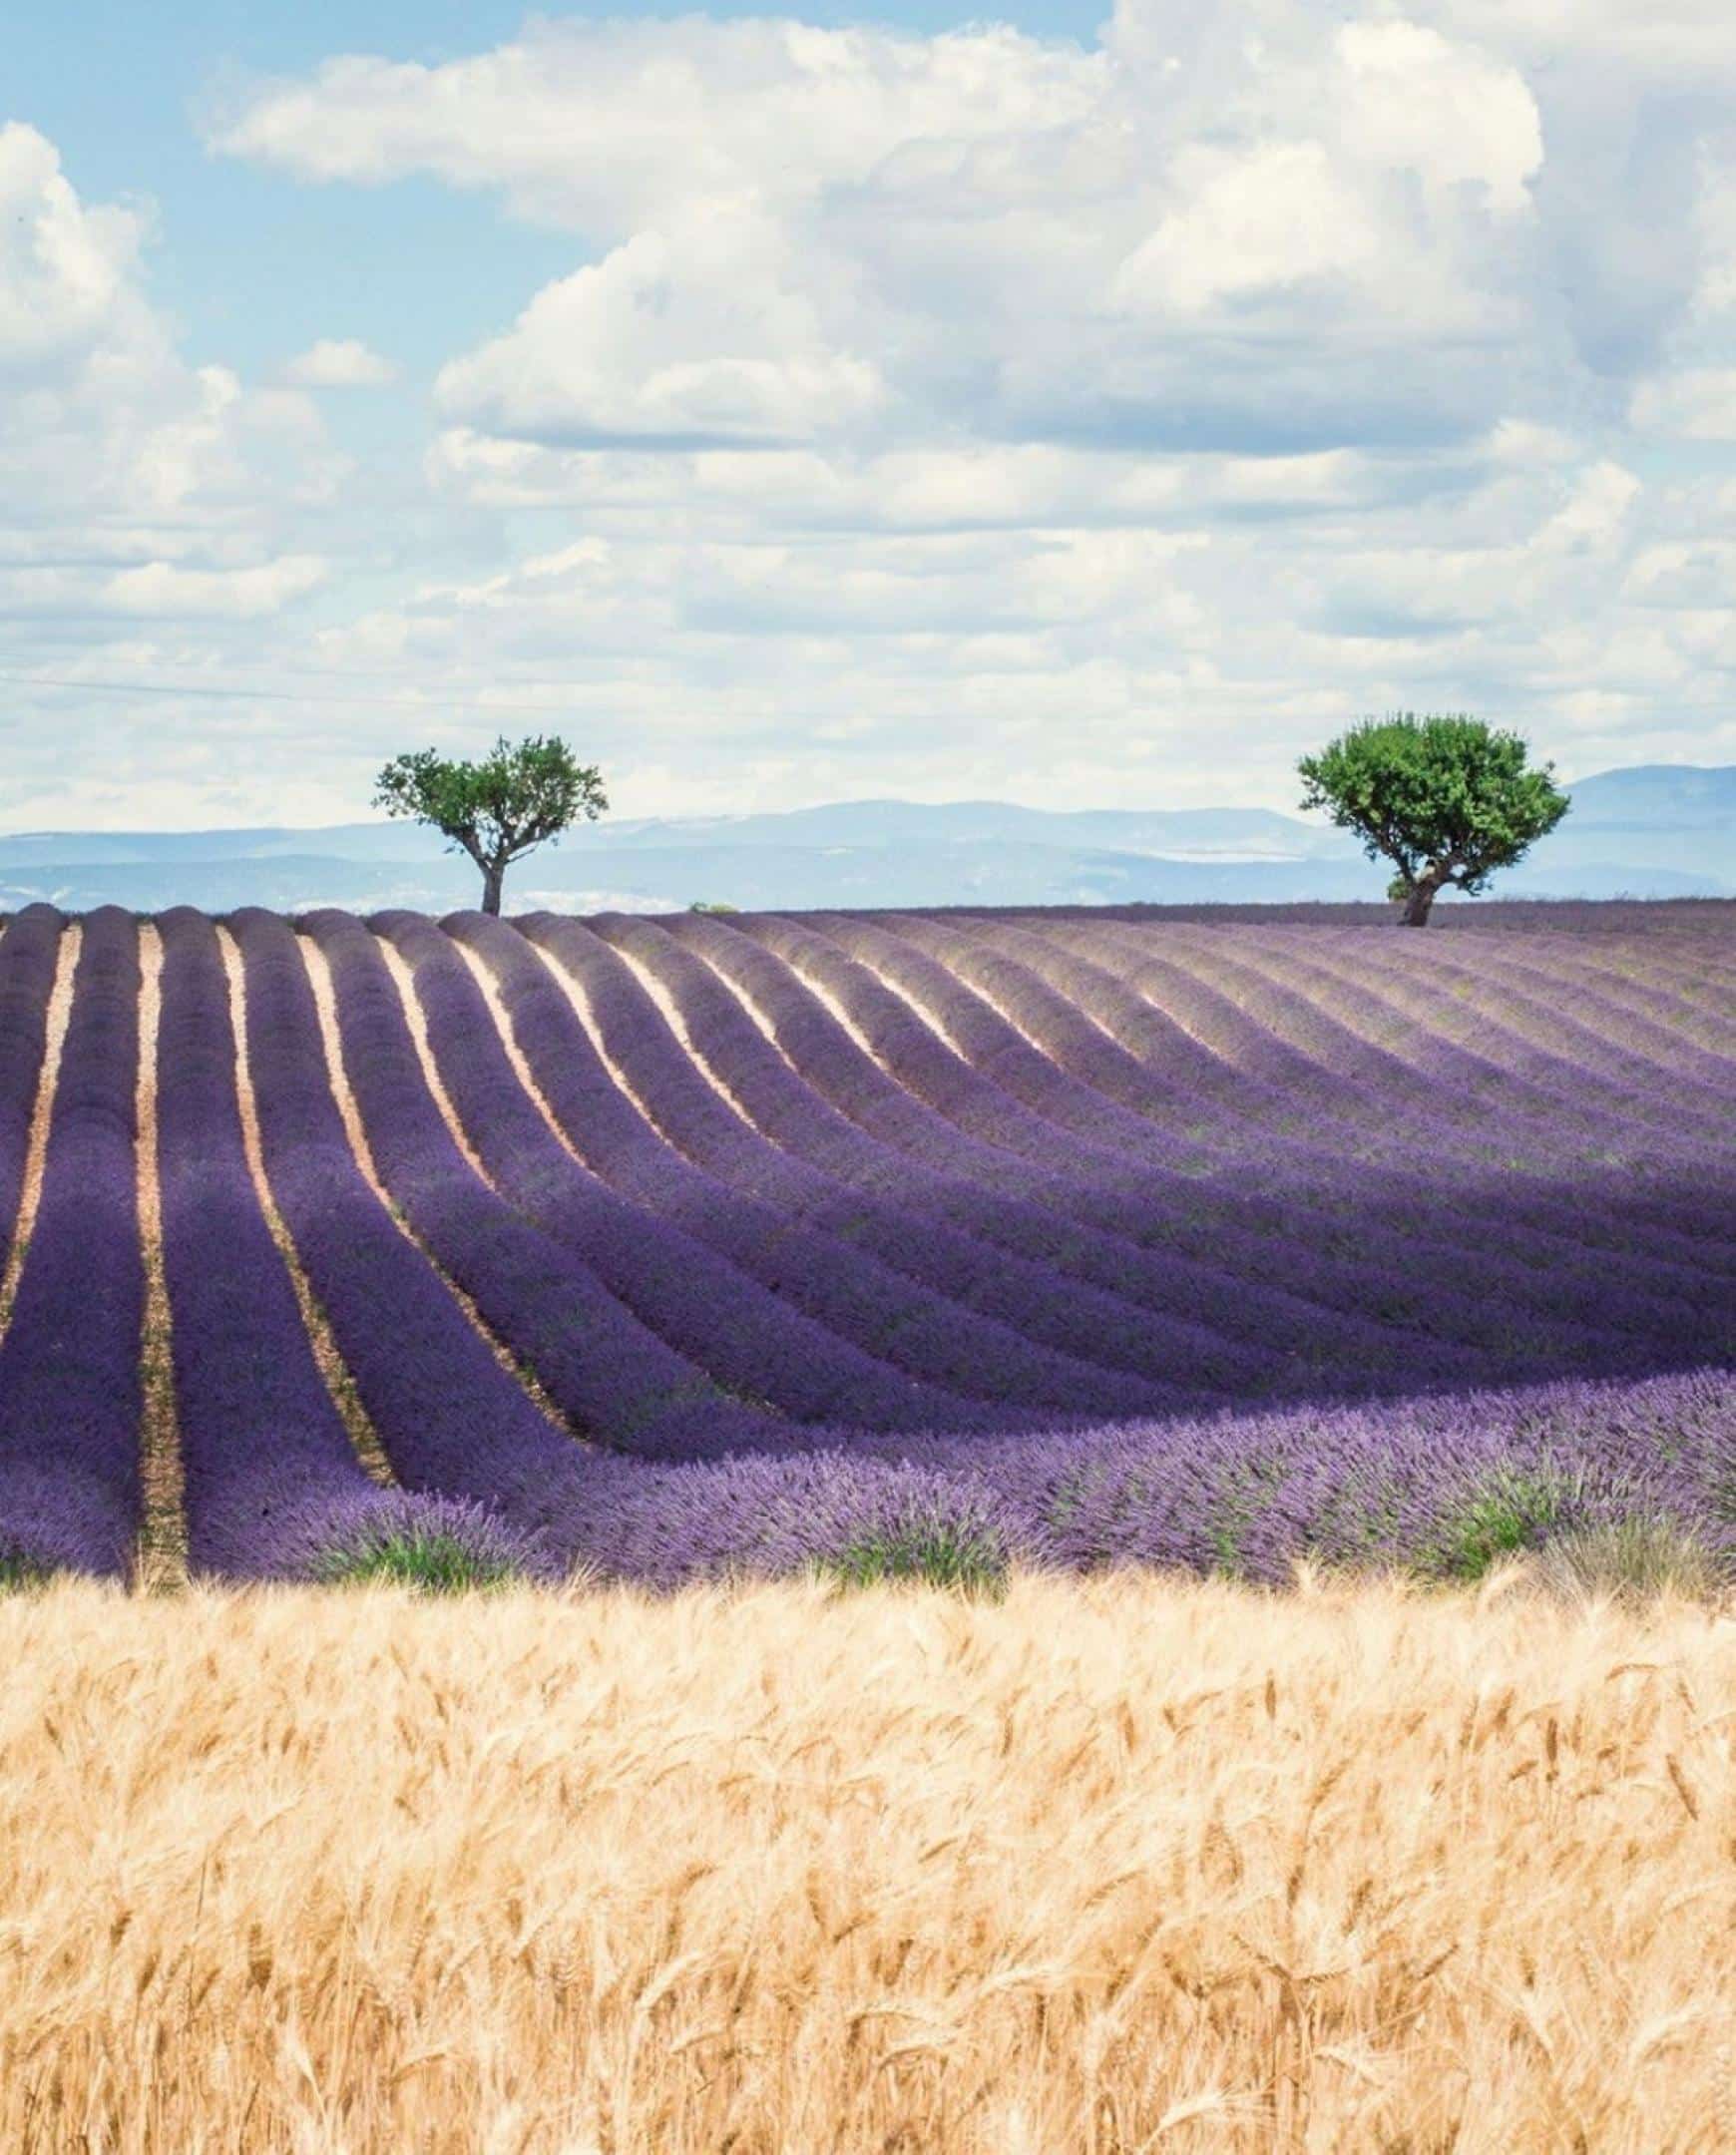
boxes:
[0,898,1730,1588]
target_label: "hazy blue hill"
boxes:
[1566,763,1736,819]
[1545,764,1736,874]
[2,762,1729,913]
[589,799,1351,861]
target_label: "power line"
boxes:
[0,670,588,716]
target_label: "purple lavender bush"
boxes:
[0,897,1728,1593]
[156,907,545,1586]
[0,910,145,1578]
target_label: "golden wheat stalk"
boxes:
[0,1567,1730,2153]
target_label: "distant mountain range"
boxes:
[2,762,1731,916]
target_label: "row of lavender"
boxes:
[0,900,1729,1587]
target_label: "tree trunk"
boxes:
[1401,874,1444,927]
[480,860,506,916]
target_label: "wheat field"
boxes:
[2,1569,1731,2153]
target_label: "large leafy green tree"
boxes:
[1298,713,1569,926]
[373,733,608,916]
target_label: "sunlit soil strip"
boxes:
[672,933,819,1083]
[134,923,187,1593]
[510,935,708,1153]
[772,938,895,1066]
[374,937,493,1181]
[306,934,575,1438]
[1017,919,1254,1065]
[817,932,990,1064]
[895,922,1129,1068]
[451,939,599,1170]
[217,927,394,1489]
[0,922,78,1342]
[778,929,1075,1130]
[693,926,921,1095]
[601,939,767,1132]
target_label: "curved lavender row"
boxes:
[591,1364,1736,1591]
[0,908,143,1576]
[1034,914,1719,1193]
[0,905,64,1275]
[217,922,1062,1583]
[1056,916,1736,1275]
[883,907,1378,1166]
[229,906,620,1554]
[1327,925,1736,1112]
[1254,931,1736,1220]
[565,1450,1039,1592]
[298,909,799,1464]
[879,911,1736,1332]
[1501,914,1736,990]
[574,911,1318,1396]
[518,912,1199,1410]
[1349,914,1736,1068]
[965,909,1723,1172]
[819,908,1616,1279]
[1597,945,1736,1018]
[1454,933,1736,1075]
[1184,920,1731,1141]
[374,910,1037,1436]
[1007,904,1736,1192]
[946,913,1318,1128]
[660,913,1575,1384]
[885,911,1282,1146]
[1047,915,1735,1235]
[156,907,522,1581]
[1165,922,1735,1168]
[230,915,1095,1579]
[726,913,1662,1376]
[1016,910,1602,1161]
[1020,913,1736,1302]
[852,909,1734,1356]
[683,911,1597,1375]
[953,1365,1736,1586]
[785,909,1611,1370]
[818,907,1299,1168]
[449,913,1178,1421]
[1291,924,1736,1123]
[1001,915,1736,1291]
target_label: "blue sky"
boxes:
[4,1,1734,828]
[10,0,1098,385]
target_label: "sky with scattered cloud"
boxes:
[4,0,1735,828]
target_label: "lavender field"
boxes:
[0,899,1731,1592]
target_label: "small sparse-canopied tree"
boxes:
[1298,712,1569,926]
[373,734,608,916]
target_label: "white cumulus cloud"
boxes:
[435,216,885,448]
[6,3,1736,830]
[282,337,399,387]
[103,555,329,618]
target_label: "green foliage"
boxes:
[373,733,607,913]
[311,1525,525,1596]
[0,1551,53,1594]
[1298,712,1568,922]
[815,1522,1010,1599]
[687,901,739,915]
[1427,1466,1573,1582]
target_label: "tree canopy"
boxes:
[373,734,607,915]
[1297,712,1569,925]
